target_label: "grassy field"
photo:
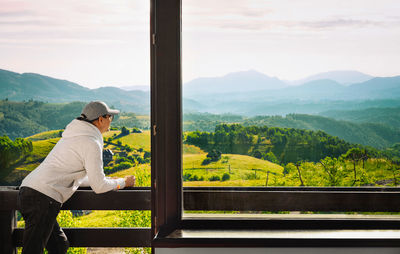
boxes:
[117,130,151,151]
[27,130,62,141]
[183,153,283,187]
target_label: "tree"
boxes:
[343,148,363,185]
[252,150,262,159]
[221,173,230,181]
[0,136,33,176]
[121,126,130,136]
[264,151,278,164]
[144,151,151,160]
[388,158,400,186]
[319,157,342,186]
[295,162,305,186]
[206,149,221,162]
[0,136,13,170]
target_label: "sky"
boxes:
[0,0,400,88]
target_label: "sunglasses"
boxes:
[93,114,113,122]
[103,114,114,121]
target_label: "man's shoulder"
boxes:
[64,135,102,149]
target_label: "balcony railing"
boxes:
[2,186,400,252]
[0,186,151,254]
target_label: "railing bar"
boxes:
[13,228,152,247]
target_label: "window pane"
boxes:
[1,1,150,252]
[182,0,400,214]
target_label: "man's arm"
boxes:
[83,142,130,193]
[80,175,135,188]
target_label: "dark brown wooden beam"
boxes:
[151,0,182,238]
[63,189,151,210]
[0,187,151,210]
[181,219,400,230]
[0,211,17,254]
[13,228,151,247]
[183,189,400,212]
[3,187,400,212]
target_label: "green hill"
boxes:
[183,153,283,187]
[320,107,400,129]
[0,100,149,140]
[184,112,400,149]
[2,137,59,185]
[27,130,63,141]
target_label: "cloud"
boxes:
[297,19,383,29]
[186,18,388,32]
[0,10,34,17]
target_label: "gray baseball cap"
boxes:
[81,101,120,121]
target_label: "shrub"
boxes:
[132,127,142,133]
[221,173,230,181]
[201,158,212,165]
[252,150,262,159]
[209,175,220,181]
[244,172,260,180]
[183,173,202,181]
[144,151,151,159]
[206,149,222,162]
[121,126,130,136]
[104,162,133,175]
[137,157,145,164]
[183,173,192,181]
[264,151,279,164]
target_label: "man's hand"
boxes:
[124,175,136,187]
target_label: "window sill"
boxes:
[153,229,400,247]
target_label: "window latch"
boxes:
[153,125,157,136]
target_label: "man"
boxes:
[19,101,136,254]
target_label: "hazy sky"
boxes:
[1,0,399,88]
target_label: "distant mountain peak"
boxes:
[293,70,374,86]
[184,70,287,96]
[224,69,268,77]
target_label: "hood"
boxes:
[62,119,102,142]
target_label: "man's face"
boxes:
[98,115,113,133]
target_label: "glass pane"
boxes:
[1,1,151,252]
[182,0,400,215]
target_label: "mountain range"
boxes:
[183,70,400,115]
[1,68,400,116]
[0,69,150,114]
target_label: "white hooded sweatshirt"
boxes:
[21,119,126,203]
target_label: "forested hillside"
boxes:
[320,107,400,128]
[0,100,85,139]
[184,113,400,149]
[185,123,362,164]
[0,100,149,139]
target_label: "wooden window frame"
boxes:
[150,0,400,247]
